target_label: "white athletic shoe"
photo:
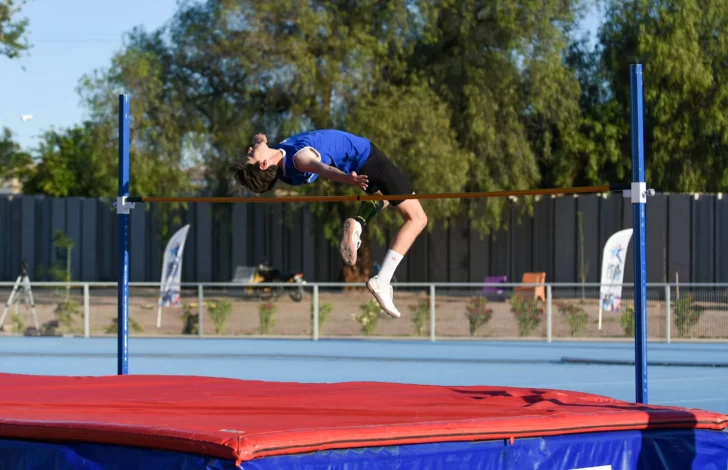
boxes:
[366,275,401,318]
[340,218,362,266]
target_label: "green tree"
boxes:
[340,82,473,265]
[77,28,197,199]
[557,33,628,188]
[154,0,419,196]
[589,0,728,192]
[0,0,29,59]
[0,128,32,185]
[68,0,592,280]
[80,0,430,279]
[22,122,116,197]
[71,27,199,240]
[412,0,590,229]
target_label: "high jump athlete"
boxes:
[230,129,427,318]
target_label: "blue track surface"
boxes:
[1,337,727,413]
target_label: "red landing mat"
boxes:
[0,373,725,466]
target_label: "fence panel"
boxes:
[669,284,728,340]
[2,281,728,342]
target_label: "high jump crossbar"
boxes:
[124,184,632,205]
[115,64,651,405]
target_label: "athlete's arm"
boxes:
[294,148,368,190]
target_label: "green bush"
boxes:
[355,299,382,335]
[675,294,703,337]
[11,312,24,334]
[311,301,332,331]
[465,296,493,336]
[106,317,144,334]
[54,298,82,333]
[409,296,434,336]
[620,304,634,337]
[180,302,198,335]
[258,302,278,334]
[510,295,542,336]
[558,302,588,337]
[208,298,233,335]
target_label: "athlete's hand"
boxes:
[252,133,267,146]
[350,172,368,190]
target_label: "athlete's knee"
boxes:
[402,202,427,231]
[413,208,427,231]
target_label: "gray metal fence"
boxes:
[1,281,726,343]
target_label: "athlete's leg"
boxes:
[376,198,427,283]
[348,145,424,318]
[341,198,388,266]
[340,144,390,266]
[356,199,388,227]
[366,196,427,318]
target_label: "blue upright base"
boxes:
[2,429,728,470]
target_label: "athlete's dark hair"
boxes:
[230,161,279,194]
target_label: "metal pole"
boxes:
[117,94,131,375]
[313,285,319,341]
[630,64,648,403]
[429,284,436,342]
[198,285,204,337]
[546,284,552,343]
[665,284,671,343]
[83,283,90,338]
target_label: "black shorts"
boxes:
[357,143,414,206]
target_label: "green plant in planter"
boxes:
[355,299,382,335]
[106,317,144,334]
[620,304,635,337]
[465,296,493,336]
[311,301,332,331]
[259,301,278,334]
[180,302,198,335]
[409,295,435,336]
[557,302,588,337]
[208,298,233,335]
[510,295,543,336]
[675,294,703,337]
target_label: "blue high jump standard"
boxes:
[0,374,727,469]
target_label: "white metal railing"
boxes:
[0,281,727,342]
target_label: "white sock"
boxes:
[377,249,403,285]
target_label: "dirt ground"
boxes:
[1,285,726,341]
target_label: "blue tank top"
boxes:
[273,130,372,186]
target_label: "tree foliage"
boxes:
[0,0,29,59]
[0,127,32,184]
[13,0,728,278]
[22,123,116,197]
[342,81,474,242]
[593,0,728,192]
[411,0,592,230]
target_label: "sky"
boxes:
[1,0,603,153]
[0,0,181,151]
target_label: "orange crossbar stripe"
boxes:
[129,184,622,204]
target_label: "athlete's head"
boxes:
[230,133,280,193]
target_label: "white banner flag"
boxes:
[157,224,190,327]
[598,228,633,329]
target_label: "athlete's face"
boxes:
[246,143,266,165]
[246,134,272,169]
[248,147,271,170]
